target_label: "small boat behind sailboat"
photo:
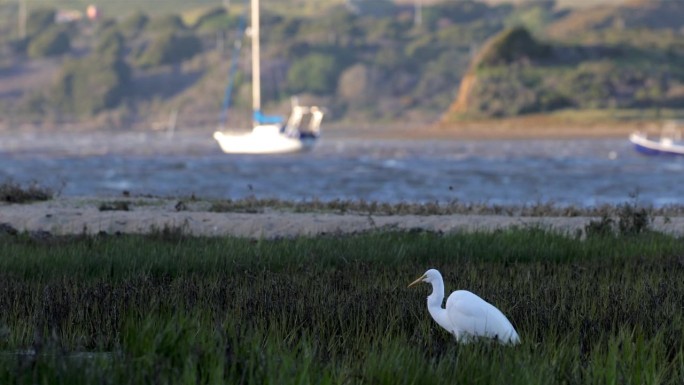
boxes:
[629,120,684,156]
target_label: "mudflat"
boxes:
[1,197,682,239]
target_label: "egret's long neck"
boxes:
[427,278,452,332]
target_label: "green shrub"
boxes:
[404,35,442,69]
[436,21,501,47]
[423,0,502,29]
[347,0,394,16]
[0,181,53,203]
[193,7,226,27]
[9,37,30,54]
[96,29,125,57]
[52,55,131,115]
[372,46,403,70]
[269,17,301,43]
[536,88,573,111]
[99,201,131,211]
[137,32,202,68]
[466,65,578,117]
[558,62,618,109]
[193,7,233,33]
[17,92,49,116]
[26,8,56,37]
[475,26,551,68]
[96,18,118,35]
[27,26,70,58]
[468,68,537,117]
[147,14,186,34]
[287,53,341,95]
[584,201,652,238]
[504,3,554,33]
[584,215,616,238]
[337,64,373,102]
[316,8,363,46]
[362,18,403,43]
[616,201,651,236]
[121,11,149,37]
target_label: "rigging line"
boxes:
[219,0,249,128]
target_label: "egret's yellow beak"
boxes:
[408,274,426,288]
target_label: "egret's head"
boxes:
[408,268,441,287]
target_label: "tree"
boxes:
[121,11,149,38]
[96,29,125,57]
[27,26,70,58]
[287,53,340,95]
[475,26,551,68]
[193,7,233,34]
[52,55,131,115]
[27,8,56,37]
[147,14,186,34]
[137,32,202,68]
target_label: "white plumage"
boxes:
[409,268,520,344]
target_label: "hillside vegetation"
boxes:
[0,0,515,128]
[0,0,683,130]
[444,0,684,121]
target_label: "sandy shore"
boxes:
[301,116,651,141]
[2,113,656,144]
[2,197,683,239]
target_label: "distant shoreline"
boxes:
[326,115,656,141]
[1,114,656,142]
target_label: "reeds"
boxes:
[208,196,684,218]
[0,229,682,384]
[0,181,53,203]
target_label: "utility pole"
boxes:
[18,0,27,39]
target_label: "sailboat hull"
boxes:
[213,125,316,154]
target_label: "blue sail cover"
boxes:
[253,110,283,125]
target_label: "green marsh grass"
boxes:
[207,196,684,218]
[0,229,683,384]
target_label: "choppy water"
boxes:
[1,130,683,207]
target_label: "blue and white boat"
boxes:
[629,121,684,156]
[213,0,324,154]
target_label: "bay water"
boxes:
[1,130,682,207]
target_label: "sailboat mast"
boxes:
[251,0,261,116]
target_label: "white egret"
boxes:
[408,268,520,344]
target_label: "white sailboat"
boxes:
[213,0,324,154]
